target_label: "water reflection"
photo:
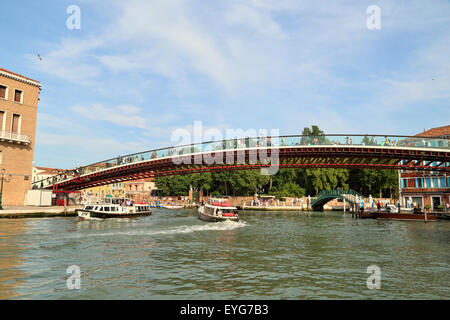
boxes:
[0,220,27,299]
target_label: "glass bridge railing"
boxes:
[32,134,450,189]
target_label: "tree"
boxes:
[347,169,398,198]
[301,125,325,145]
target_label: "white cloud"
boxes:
[30,37,104,84]
[227,3,288,39]
[71,104,148,129]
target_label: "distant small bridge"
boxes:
[311,189,368,211]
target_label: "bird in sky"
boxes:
[37,54,43,61]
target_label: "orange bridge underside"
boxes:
[50,146,449,191]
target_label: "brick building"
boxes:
[32,166,65,183]
[399,125,450,210]
[125,178,157,202]
[0,68,41,206]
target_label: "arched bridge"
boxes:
[311,189,367,211]
[32,134,450,191]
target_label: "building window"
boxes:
[415,178,423,188]
[11,114,21,133]
[0,85,7,99]
[439,177,446,188]
[432,177,439,188]
[401,179,408,188]
[425,177,431,188]
[447,177,450,188]
[0,111,5,131]
[432,196,441,208]
[14,89,23,103]
[411,197,423,208]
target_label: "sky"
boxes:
[1,0,449,169]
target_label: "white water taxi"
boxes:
[197,198,239,222]
[76,203,152,220]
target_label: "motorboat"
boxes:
[163,204,184,209]
[359,204,437,221]
[197,198,239,222]
[76,203,152,220]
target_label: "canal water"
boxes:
[0,209,449,299]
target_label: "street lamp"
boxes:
[0,169,12,210]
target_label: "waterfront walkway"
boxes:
[0,206,79,218]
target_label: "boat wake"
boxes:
[69,220,247,239]
[78,216,104,221]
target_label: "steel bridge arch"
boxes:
[310,189,367,211]
[32,134,450,191]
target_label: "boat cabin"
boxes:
[205,198,238,217]
[83,203,151,214]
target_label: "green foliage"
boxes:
[301,168,349,195]
[301,125,326,144]
[362,135,371,145]
[154,167,397,198]
[347,168,398,198]
[269,181,305,198]
[154,175,191,196]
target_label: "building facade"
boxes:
[0,68,41,206]
[83,183,127,201]
[32,166,65,183]
[399,125,450,210]
[125,178,157,202]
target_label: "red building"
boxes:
[399,125,450,210]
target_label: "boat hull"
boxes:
[163,205,184,209]
[358,211,437,221]
[197,207,239,222]
[76,209,152,220]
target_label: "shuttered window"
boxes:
[12,114,20,133]
[0,111,4,131]
[0,85,6,99]
[14,89,22,103]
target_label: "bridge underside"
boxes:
[311,196,349,211]
[43,146,449,191]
